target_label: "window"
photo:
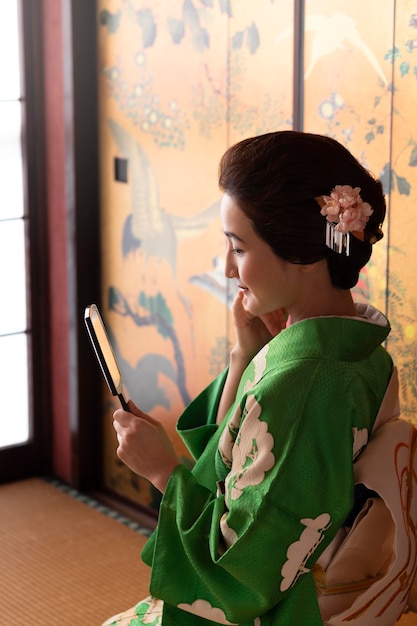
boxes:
[0,0,29,448]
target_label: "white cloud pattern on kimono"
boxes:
[219,346,269,469]
[243,344,269,393]
[280,513,331,591]
[177,599,238,625]
[352,426,368,460]
[225,395,275,502]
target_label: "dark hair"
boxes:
[218,131,386,289]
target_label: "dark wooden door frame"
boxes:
[65,0,102,490]
[43,0,102,491]
[43,0,102,490]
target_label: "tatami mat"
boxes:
[1,477,416,625]
[0,478,151,624]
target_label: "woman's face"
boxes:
[220,193,302,318]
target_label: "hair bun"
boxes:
[365,225,384,245]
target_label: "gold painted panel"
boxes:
[97,0,293,508]
[304,0,417,424]
[386,1,417,422]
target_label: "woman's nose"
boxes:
[224,256,238,279]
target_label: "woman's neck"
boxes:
[288,261,357,324]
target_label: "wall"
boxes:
[42,0,72,483]
[97,0,417,510]
[40,0,101,488]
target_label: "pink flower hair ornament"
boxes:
[315,185,373,255]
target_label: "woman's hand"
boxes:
[216,293,287,424]
[232,290,287,362]
[113,400,180,493]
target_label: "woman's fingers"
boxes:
[112,404,180,492]
[232,290,252,327]
[114,400,159,427]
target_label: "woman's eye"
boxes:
[232,247,243,255]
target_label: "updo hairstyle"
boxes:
[218,131,386,289]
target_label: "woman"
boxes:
[105,132,411,625]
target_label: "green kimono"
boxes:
[109,304,393,626]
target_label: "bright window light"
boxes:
[0,0,29,447]
[0,0,21,100]
[0,334,29,447]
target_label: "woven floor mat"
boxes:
[1,477,415,625]
[0,478,151,624]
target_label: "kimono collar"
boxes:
[269,303,390,363]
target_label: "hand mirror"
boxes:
[84,304,129,410]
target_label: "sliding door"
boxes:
[0,0,50,482]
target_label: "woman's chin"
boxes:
[242,293,258,316]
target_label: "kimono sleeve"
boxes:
[142,362,357,625]
[176,368,229,461]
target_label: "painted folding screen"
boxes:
[303,0,417,422]
[97,0,417,511]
